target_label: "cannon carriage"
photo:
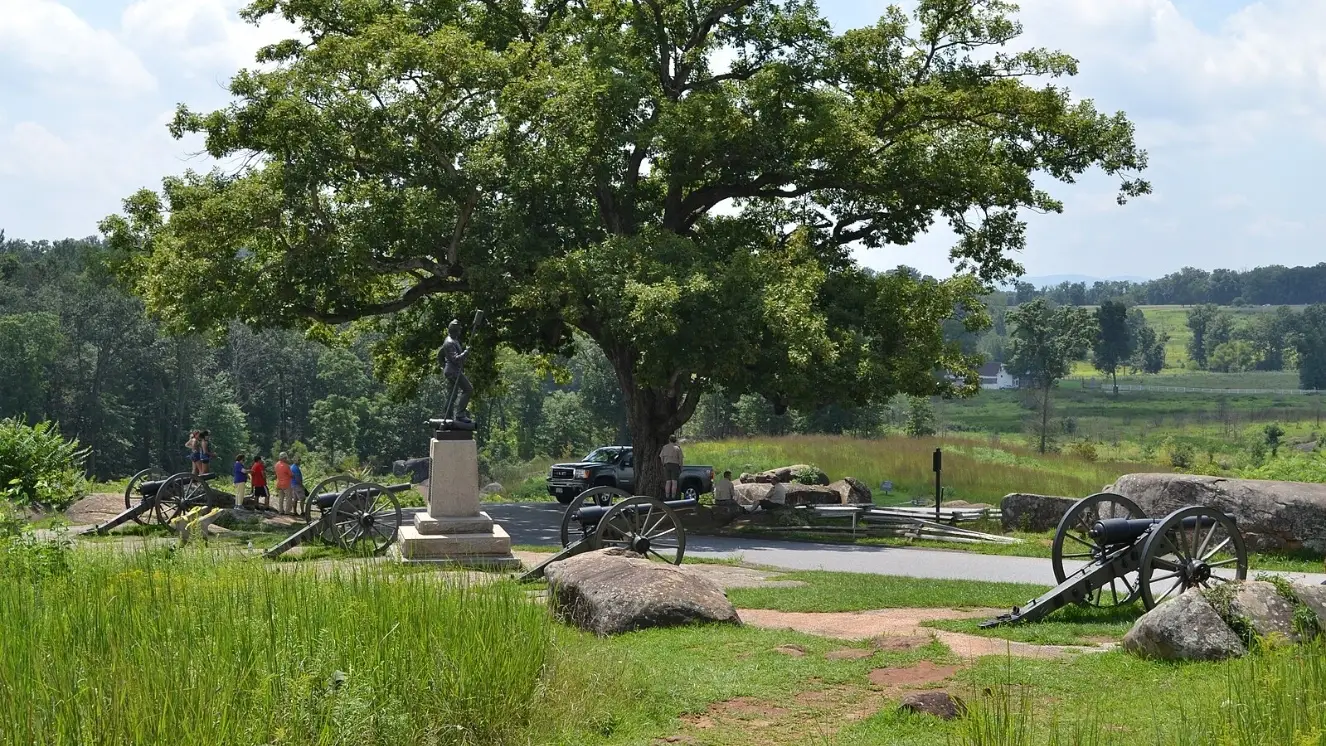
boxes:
[262,476,408,558]
[519,486,696,581]
[82,469,233,536]
[982,492,1249,627]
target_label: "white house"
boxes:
[978,362,1018,390]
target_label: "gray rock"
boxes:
[999,494,1077,532]
[1290,585,1326,630]
[783,483,845,507]
[830,477,874,505]
[898,691,966,720]
[1295,441,1318,453]
[1123,590,1247,661]
[544,548,742,636]
[1108,473,1326,551]
[1226,581,1301,643]
[479,482,504,495]
[733,482,786,508]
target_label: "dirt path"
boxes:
[737,607,1115,659]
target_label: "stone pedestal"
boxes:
[397,433,519,568]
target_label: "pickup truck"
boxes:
[546,446,715,504]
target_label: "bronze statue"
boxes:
[436,310,485,428]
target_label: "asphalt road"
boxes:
[484,501,1326,587]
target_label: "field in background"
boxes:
[683,435,1155,503]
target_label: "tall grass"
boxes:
[0,549,555,745]
[685,435,1152,502]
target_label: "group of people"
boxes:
[232,452,305,514]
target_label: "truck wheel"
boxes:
[680,482,701,501]
[555,492,576,505]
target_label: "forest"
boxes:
[4,233,1326,481]
[1003,263,1326,307]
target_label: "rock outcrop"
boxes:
[999,494,1078,533]
[1108,473,1326,551]
[739,464,829,486]
[545,548,742,636]
[898,691,966,720]
[830,477,874,505]
[1223,581,1300,644]
[1122,590,1248,661]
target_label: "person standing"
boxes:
[275,452,293,515]
[659,435,683,501]
[290,456,306,516]
[186,431,201,475]
[197,430,213,476]
[439,319,473,422]
[232,454,248,508]
[250,456,269,510]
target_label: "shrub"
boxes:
[1164,438,1195,470]
[1065,440,1099,462]
[0,419,88,510]
[792,464,825,484]
[903,397,936,438]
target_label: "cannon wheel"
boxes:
[123,468,165,526]
[329,482,403,556]
[560,486,632,548]
[153,473,208,528]
[594,496,685,565]
[1138,506,1247,610]
[303,475,357,525]
[1052,492,1147,609]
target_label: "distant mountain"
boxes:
[1017,274,1151,288]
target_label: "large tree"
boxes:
[101,0,1147,496]
[1006,299,1095,453]
[1295,305,1326,391]
[1091,300,1132,394]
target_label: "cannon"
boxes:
[261,476,409,558]
[981,493,1249,627]
[82,469,232,536]
[518,486,697,582]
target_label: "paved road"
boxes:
[484,502,1326,587]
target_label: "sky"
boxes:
[2,0,1325,281]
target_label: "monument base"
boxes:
[414,511,494,535]
[396,524,520,568]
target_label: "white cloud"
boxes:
[120,0,297,75]
[0,0,155,95]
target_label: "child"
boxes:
[290,456,305,516]
[250,456,269,510]
[232,454,248,507]
[275,452,293,515]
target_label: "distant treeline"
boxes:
[1001,264,1326,307]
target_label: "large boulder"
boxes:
[898,691,966,720]
[1122,590,1248,661]
[782,483,844,507]
[1108,473,1326,551]
[999,494,1077,532]
[740,464,829,485]
[544,549,742,636]
[1222,581,1300,643]
[733,482,787,508]
[830,478,874,505]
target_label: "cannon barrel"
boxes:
[313,481,415,511]
[574,497,699,527]
[1089,514,1223,546]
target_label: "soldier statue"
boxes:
[439,319,474,423]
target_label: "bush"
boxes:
[903,397,936,438]
[0,419,88,510]
[1065,440,1099,462]
[1164,438,1195,470]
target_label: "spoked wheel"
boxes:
[594,496,685,565]
[329,482,403,556]
[1052,493,1147,608]
[304,475,357,525]
[1139,506,1247,609]
[154,473,208,528]
[561,486,631,548]
[124,468,165,526]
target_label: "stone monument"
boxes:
[396,311,519,568]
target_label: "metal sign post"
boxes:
[932,448,943,522]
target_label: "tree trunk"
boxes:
[1112,370,1119,396]
[605,344,703,499]
[1039,385,1051,454]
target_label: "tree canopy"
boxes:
[1091,300,1131,393]
[101,0,1148,494]
[1005,298,1095,452]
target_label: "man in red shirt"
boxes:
[250,456,270,510]
[275,452,294,514]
